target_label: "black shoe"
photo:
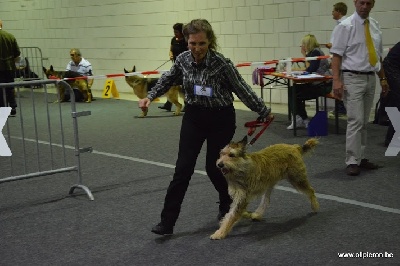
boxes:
[151,223,173,235]
[217,198,232,221]
[346,164,360,176]
[384,140,390,147]
[9,108,16,117]
[217,206,231,221]
[360,159,380,170]
[158,101,172,111]
[217,210,228,221]
[158,105,172,111]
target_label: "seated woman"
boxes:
[287,34,332,130]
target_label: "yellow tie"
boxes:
[364,19,378,66]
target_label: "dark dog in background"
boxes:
[15,57,40,88]
[124,66,184,117]
[15,57,40,80]
[43,65,92,103]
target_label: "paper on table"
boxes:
[291,71,306,75]
[295,73,325,79]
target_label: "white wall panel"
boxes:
[0,0,397,103]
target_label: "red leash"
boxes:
[244,115,274,145]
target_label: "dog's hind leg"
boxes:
[167,87,182,116]
[288,174,319,212]
[87,91,92,103]
[55,86,65,103]
[244,186,274,221]
[210,200,248,240]
[170,99,182,116]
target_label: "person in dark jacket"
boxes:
[383,42,400,147]
[159,23,188,111]
[0,19,20,116]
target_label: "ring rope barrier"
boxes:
[49,49,391,82]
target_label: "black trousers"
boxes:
[160,104,236,226]
[0,71,17,108]
[289,82,332,120]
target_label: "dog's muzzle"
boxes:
[217,162,229,175]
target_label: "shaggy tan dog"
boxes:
[211,136,320,240]
[124,66,184,118]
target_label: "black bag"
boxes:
[373,94,390,126]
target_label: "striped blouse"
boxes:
[147,50,270,118]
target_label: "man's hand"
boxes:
[381,79,390,97]
[332,79,344,100]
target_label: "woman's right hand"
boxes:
[138,98,151,111]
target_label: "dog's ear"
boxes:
[124,68,129,73]
[42,67,47,73]
[50,65,54,71]
[132,66,136,72]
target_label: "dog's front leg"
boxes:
[138,108,148,118]
[84,90,92,103]
[55,86,65,103]
[210,201,247,240]
[87,89,92,103]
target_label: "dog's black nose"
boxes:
[217,162,224,168]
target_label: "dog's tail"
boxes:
[301,138,319,154]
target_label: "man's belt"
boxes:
[342,70,375,75]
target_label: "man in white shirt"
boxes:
[326,2,348,115]
[66,48,94,100]
[325,2,348,49]
[330,0,389,176]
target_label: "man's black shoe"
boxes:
[346,164,360,176]
[151,223,173,235]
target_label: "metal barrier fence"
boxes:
[15,47,45,81]
[0,79,94,200]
